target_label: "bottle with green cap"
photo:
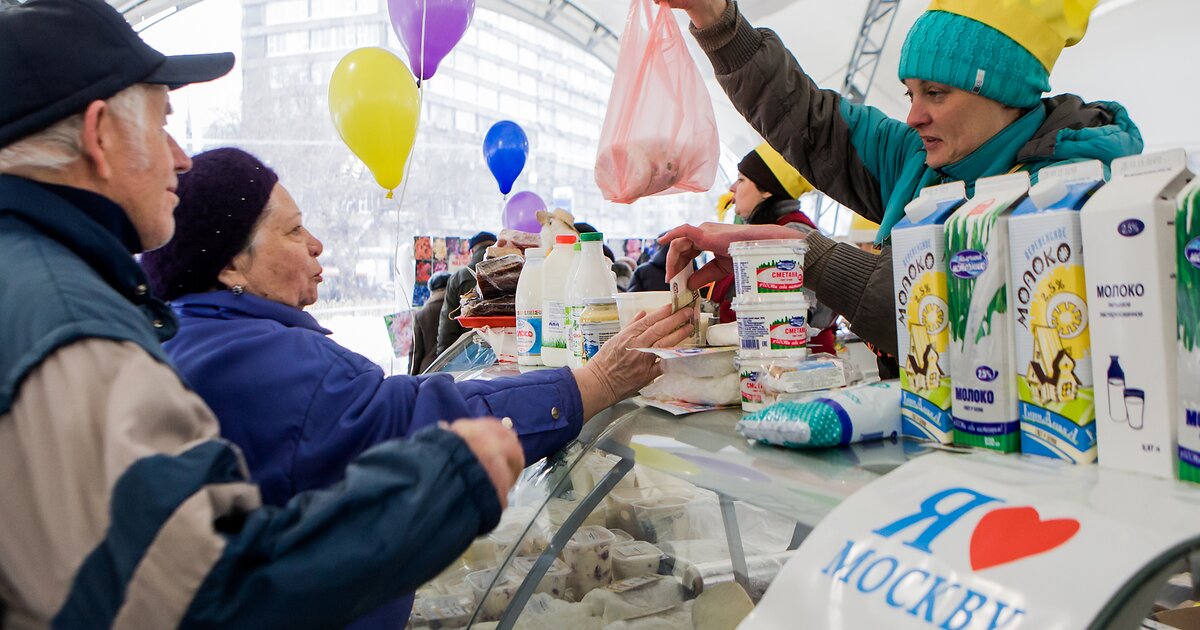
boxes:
[542,234,578,368]
[565,232,618,367]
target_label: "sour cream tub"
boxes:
[729,239,808,296]
[732,294,810,357]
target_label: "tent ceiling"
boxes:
[108,0,1190,156]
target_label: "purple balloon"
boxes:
[388,0,475,81]
[504,192,546,233]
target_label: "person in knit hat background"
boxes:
[655,0,1142,377]
[710,143,839,355]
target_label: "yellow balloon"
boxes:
[328,47,419,195]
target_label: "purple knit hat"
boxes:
[141,147,278,300]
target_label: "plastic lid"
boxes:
[524,247,547,258]
[580,232,604,242]
[555,234,578,244]
[732,293,811,308]
[583,296,617,305]
[728,239,808,253]
[735,354,808,368]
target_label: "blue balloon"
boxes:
[483,121,528,195]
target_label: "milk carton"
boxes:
[1080,149,1193,479]
[1008,161,1105,463]
[1177,177,1200,483]
[945,172,1030,451]
[891,181,967,444]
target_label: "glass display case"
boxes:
[408,381,936,629]
[414,345,1200,629]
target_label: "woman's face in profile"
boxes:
[222,183,325,309]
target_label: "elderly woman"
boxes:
[658,0,1142,375]
[140,148,692,629]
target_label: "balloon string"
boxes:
[420,0,427,80]
[389,80,424,375]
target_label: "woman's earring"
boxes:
[232,285,245,295]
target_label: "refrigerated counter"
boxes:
[411,334,1200,629]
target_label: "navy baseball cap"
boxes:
[0,0,235,147]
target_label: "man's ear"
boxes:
[80,100,115,180]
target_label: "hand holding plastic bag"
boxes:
[595,0,719,203]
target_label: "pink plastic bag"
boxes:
[594,0,719,204]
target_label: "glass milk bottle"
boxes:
[541,234,578,368]
[1107,356,1127,423]
[515,247,547,366]
[566,233,618,368]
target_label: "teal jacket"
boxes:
[691,1,1143,356]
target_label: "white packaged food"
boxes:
[562,525,616,598]
[512,556,572,600]
[408,592,476,629]
[732,294,810,356]
[632,495,694,543]
[466,568,521,621]
[546,497,606,530]
[612,541,665,580]
[736,354,849,412]
[580,575,687,625]
[640,372,740,407]
[728,239,808,296]
[705,321,738,347]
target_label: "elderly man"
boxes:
[0,0,524,626]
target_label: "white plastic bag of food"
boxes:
[736,380,902,448]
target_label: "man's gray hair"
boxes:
[0,83,153,173]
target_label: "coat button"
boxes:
[152,320,164,329]
[135,284,148,296]
[500,417,513,429]
[550,407,560,419]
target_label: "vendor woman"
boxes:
[658,0,1143,375]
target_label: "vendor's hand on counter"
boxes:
[446,418,524,509]
[574,304,694,419]
[653,0,727,29]
[660,222,801,291]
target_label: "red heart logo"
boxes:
[969,506,1079,571]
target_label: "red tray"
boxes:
[456,315,517,329]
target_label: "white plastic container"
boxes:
[579,297,620,363]
[891,181,967,444]
[565,233,618,367]
[562,525,615,598]
[732,294,810,356]
[1008,161,1105,463]
[612,541,664,580]
[945,172,1030,452]
[465,568,521,621]
[512,556,572,600]
[613,291,672,329]
[1081,149,1193,479]
[541,234,578,367]
[729,239,808,296]
[516,247,546,366]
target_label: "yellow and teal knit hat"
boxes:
[898,0,1099,109]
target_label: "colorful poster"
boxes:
[383,310,414,358]
[432,236,447,263]
[414,236,432,260]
